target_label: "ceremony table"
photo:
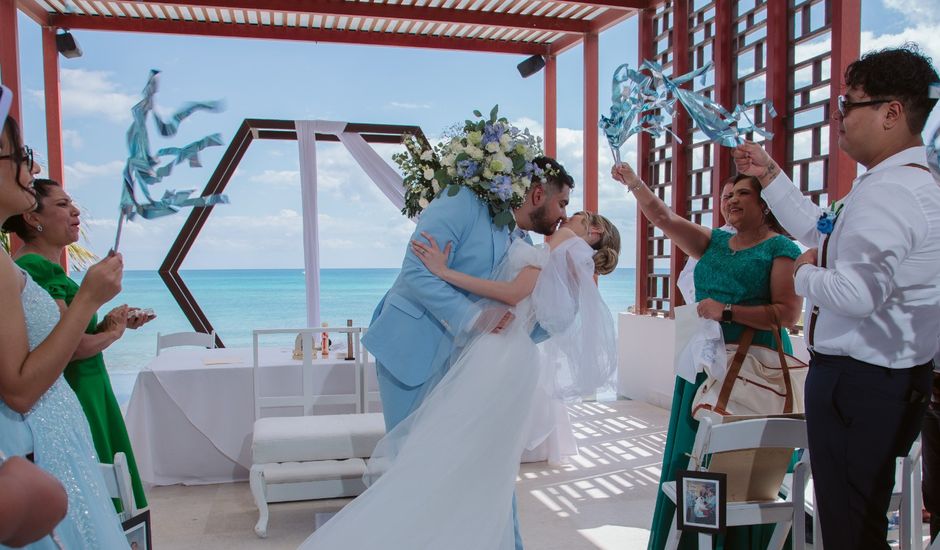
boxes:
[125,346,380,486]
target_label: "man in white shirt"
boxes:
[733,46,940,549]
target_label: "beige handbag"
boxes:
[691,320,808,421]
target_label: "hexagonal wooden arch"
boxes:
[158,118,427,348]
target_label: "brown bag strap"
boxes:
[715,306,795,414]
[767,306,795,413]
[807,219,833,350]
[715,327,755,414]
[903,163,931,173]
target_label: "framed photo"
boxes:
[676,470,727,534]
[122,509,152,550]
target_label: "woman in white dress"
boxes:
[299,212,620,550]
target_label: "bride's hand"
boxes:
[411,232,452,277]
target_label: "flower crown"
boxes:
[394,106,555,230]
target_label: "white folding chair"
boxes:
[98,452,138,522]
[797,439,925,550]
[155,330,216,355]
[662,415,810,550]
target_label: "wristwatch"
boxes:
[721,303,733,323]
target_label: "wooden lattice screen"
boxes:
[634,0,859,315]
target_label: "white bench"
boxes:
[249,328,386,538]
[250,412,385,537]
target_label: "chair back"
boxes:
[156,330,217,355]
[691,415,808,460]
[252,327,365,420]
[98,452,137,522]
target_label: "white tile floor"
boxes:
[147,399,669,549]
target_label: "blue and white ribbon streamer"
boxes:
[120,70,227,222]
[928,83,940,178]
[599,60,776,162]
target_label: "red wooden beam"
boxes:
[41,27,63,186]
[829,0,860,200]
[711,0,732,227]
[635,7,653,314]
[49,13,553,55]
[544,54,557,158]
[0,0,21,123]
[554,0,651,8]
[548,8,637,55]
[583,31,599,212]
[132,0,594,33]
[669,0,689,308]
[765,0,788,172]
[16,0,49,26]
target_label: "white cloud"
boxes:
[387,101,431,110]
[64,160,125,185]
[62,129,83,149]
[37,69,138,123]
[861,25,940,62]
[882,0,940,25]
[249,169,300,186]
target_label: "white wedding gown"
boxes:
[299,237,616,550]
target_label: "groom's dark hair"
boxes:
[532,156,574,195]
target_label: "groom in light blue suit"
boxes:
[362,156,573,549]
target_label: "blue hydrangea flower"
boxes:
[456,159,479,179]
[817,212,835,234]
[490,175,513,201]
[481,123,505,147]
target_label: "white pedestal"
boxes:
[618,312,677,410]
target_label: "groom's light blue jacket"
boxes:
[363,187,509,387]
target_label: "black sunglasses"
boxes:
[837,95,892,117]
[0,145,35,171]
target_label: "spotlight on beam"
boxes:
[517,55,546,78]
[56,29,83,59]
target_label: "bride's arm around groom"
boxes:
[362,185,508,430]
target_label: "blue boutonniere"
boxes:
[817,199,845,235]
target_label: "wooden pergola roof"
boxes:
[18,0,643,56]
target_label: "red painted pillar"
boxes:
[829,0,861,200]
[42,28,64,185]
[583,32,599,213]
[635,9,654,314]
[765,0,789,172]
[544,54,557,158]
[669,0,690,308]
[712,0,733,228]
[0,0,20,123]
[42,27,68,270]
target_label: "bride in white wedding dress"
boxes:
[298,212,620,550]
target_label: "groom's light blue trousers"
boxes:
[376,361,525,550]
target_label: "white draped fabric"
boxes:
[294,120,409,327]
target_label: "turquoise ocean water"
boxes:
[76,268,635,404]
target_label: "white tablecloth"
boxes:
[125,347,379,486]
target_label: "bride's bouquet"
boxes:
[394,105,547,230]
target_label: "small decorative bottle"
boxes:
[321,322,330,358]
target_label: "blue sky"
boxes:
[7,0,940,269]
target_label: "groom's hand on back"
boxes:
[473,307,515,334]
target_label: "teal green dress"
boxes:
[647,229,800,550]
[16,253,148,512]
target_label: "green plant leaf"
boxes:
[489,104,499,123]
[493,209,514,228]
[472,110,483,118]
[447,185,461,197]
[513,156,526,171]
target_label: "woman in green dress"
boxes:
[612,163,803,550]
[3,178,151,512]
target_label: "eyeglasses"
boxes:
[837,95,892,117]
[0,145,35,171]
